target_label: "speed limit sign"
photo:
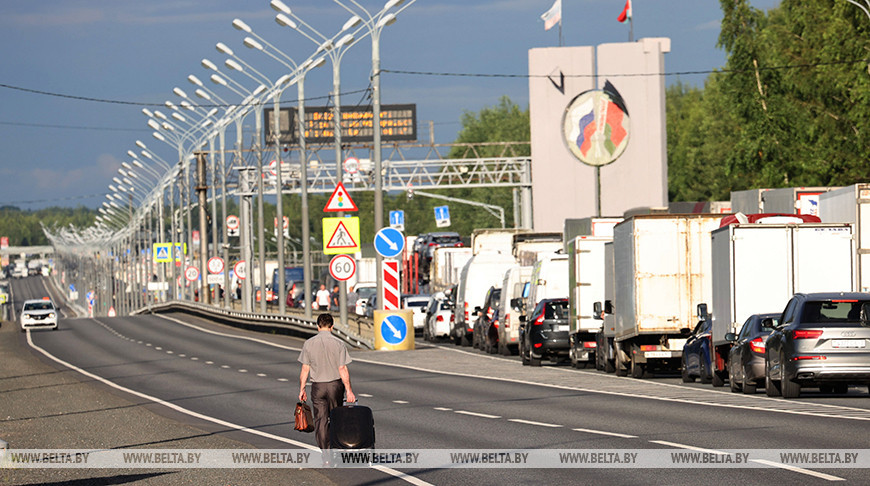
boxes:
[185,266,199,282]
[207,256,224,274]
[329,254,356,281]
[233,260,246,280]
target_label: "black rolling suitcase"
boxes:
[329,402,375,449]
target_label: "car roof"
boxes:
[795,292,870,300]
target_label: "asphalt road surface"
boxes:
[10,277,870,485]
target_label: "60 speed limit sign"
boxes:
[329,254,356,281]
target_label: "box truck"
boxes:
[820,183,870,292]
[703,219,857,385]
[512,232,563,266]
[497,264,533,355]
[428,247,473,294]
[761,186,839,216]
[567,236,611,368]
[605,214,723,378]
[452,251,517,346]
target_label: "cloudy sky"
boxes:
[0,0,780,210]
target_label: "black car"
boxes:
[473,287,500,352]
[765,292,870,398]
[520,298,570,367]
[725,313,780,394]
[681,317,720,386]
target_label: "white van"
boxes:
[525,253,569,316]
[452,251,516,346]
[497,264,533,355]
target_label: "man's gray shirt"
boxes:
[298,331,352,382]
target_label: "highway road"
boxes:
[11,277,870,485]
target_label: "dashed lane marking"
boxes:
[508,419,562,428]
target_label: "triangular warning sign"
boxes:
[324,182,358,212]
[326,221,358,249]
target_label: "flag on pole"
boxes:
[541,0,562,31]
[617,0,632,23]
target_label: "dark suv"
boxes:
[765,292,870,398]
[520,298,570,367]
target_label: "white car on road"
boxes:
[20,298,58,331]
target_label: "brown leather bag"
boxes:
[294,401,314,433]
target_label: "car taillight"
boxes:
[534,312,545,325]
[793,330,824,339]
[464,302,468,322]
[640,345,659,351]
[749,337,765,354]
[493,319,499,328]
[436,315,444,322]
[504,313,510,328]
[792,356,827,361]
[487,307,494,320]
[583,341,597,348]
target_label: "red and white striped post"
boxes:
[382,260,401,310]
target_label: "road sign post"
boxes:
[435,205,451,228]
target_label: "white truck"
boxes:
[605,214,722,378]
[471,228,527,255]
[704,217,857,384]
[820,183,870,292]
[428,247,472,294]
[497,264,533,355]
[452,250,517,346]
[567,236,611,368]
[512,232,563,266]
[731,187,838,216]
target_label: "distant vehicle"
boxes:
[452,251,516,347]
[402,294,431,333]
[423,292,454,342]
[520,298,570,367]
[682,312,718,385]
[497,265,532,356]
[414,232,463,279]
[473,286,501,354]
[20,298,58,331]
[270,267,305,304]
[765,292,870,398]
[726,313,780,394]
[354,283,377,316]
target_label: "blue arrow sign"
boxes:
[380,314,408,345]
[69,284,76,292]
[389,210,405,227]
[374,227,405,258]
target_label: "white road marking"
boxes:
[572,428,637,439]
[205,361,214,365]
[651,440,845,481]
[508,418,562,428]
[277,378,289,382]
[155,347,162,350]
[238,369,248,373]
[433,407,452,411]
[359,393,373,398]
[221,365,230,369]
[393,400,409,404]
[166,351,173,354]
[190,357,199,361]
[26,328,432,486]
[455,410,501,419]
[256,373,267,377]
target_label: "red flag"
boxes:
[617,0,632,23]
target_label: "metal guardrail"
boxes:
[133,300,374,350]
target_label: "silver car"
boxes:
[765,292,870,398]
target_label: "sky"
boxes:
[0,0,781,210]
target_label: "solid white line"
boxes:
[25,330,432,486]
[454,410,501,419]
[572,428,637,439]
[651,440,845,482]
[508,419,562,428]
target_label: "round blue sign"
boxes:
[374,227,405,258]
[380,314,408,345]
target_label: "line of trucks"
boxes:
[426,183,870,379]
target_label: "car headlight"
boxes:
[49,313,56,319]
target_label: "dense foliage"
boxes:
[0,206,95,246]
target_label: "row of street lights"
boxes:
[46,0,416,327]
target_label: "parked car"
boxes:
[402,294,431,333]
[473,287,501,354]
[519,298,570,367]
[681,315,723,386]
[20,298,58,331]
[726,313,780,394]
[765,292,870,398]
[423,292,454,342]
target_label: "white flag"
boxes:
[541,0,561,31]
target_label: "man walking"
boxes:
[298,313,356,450]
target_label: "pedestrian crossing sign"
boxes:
[153,243,172,263]
[322,217,360,255]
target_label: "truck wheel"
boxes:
[630,355,644,379]
[615,349,628,377]
[742,380,757,394]
[712,370,725,388]
[530,355,542,367]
